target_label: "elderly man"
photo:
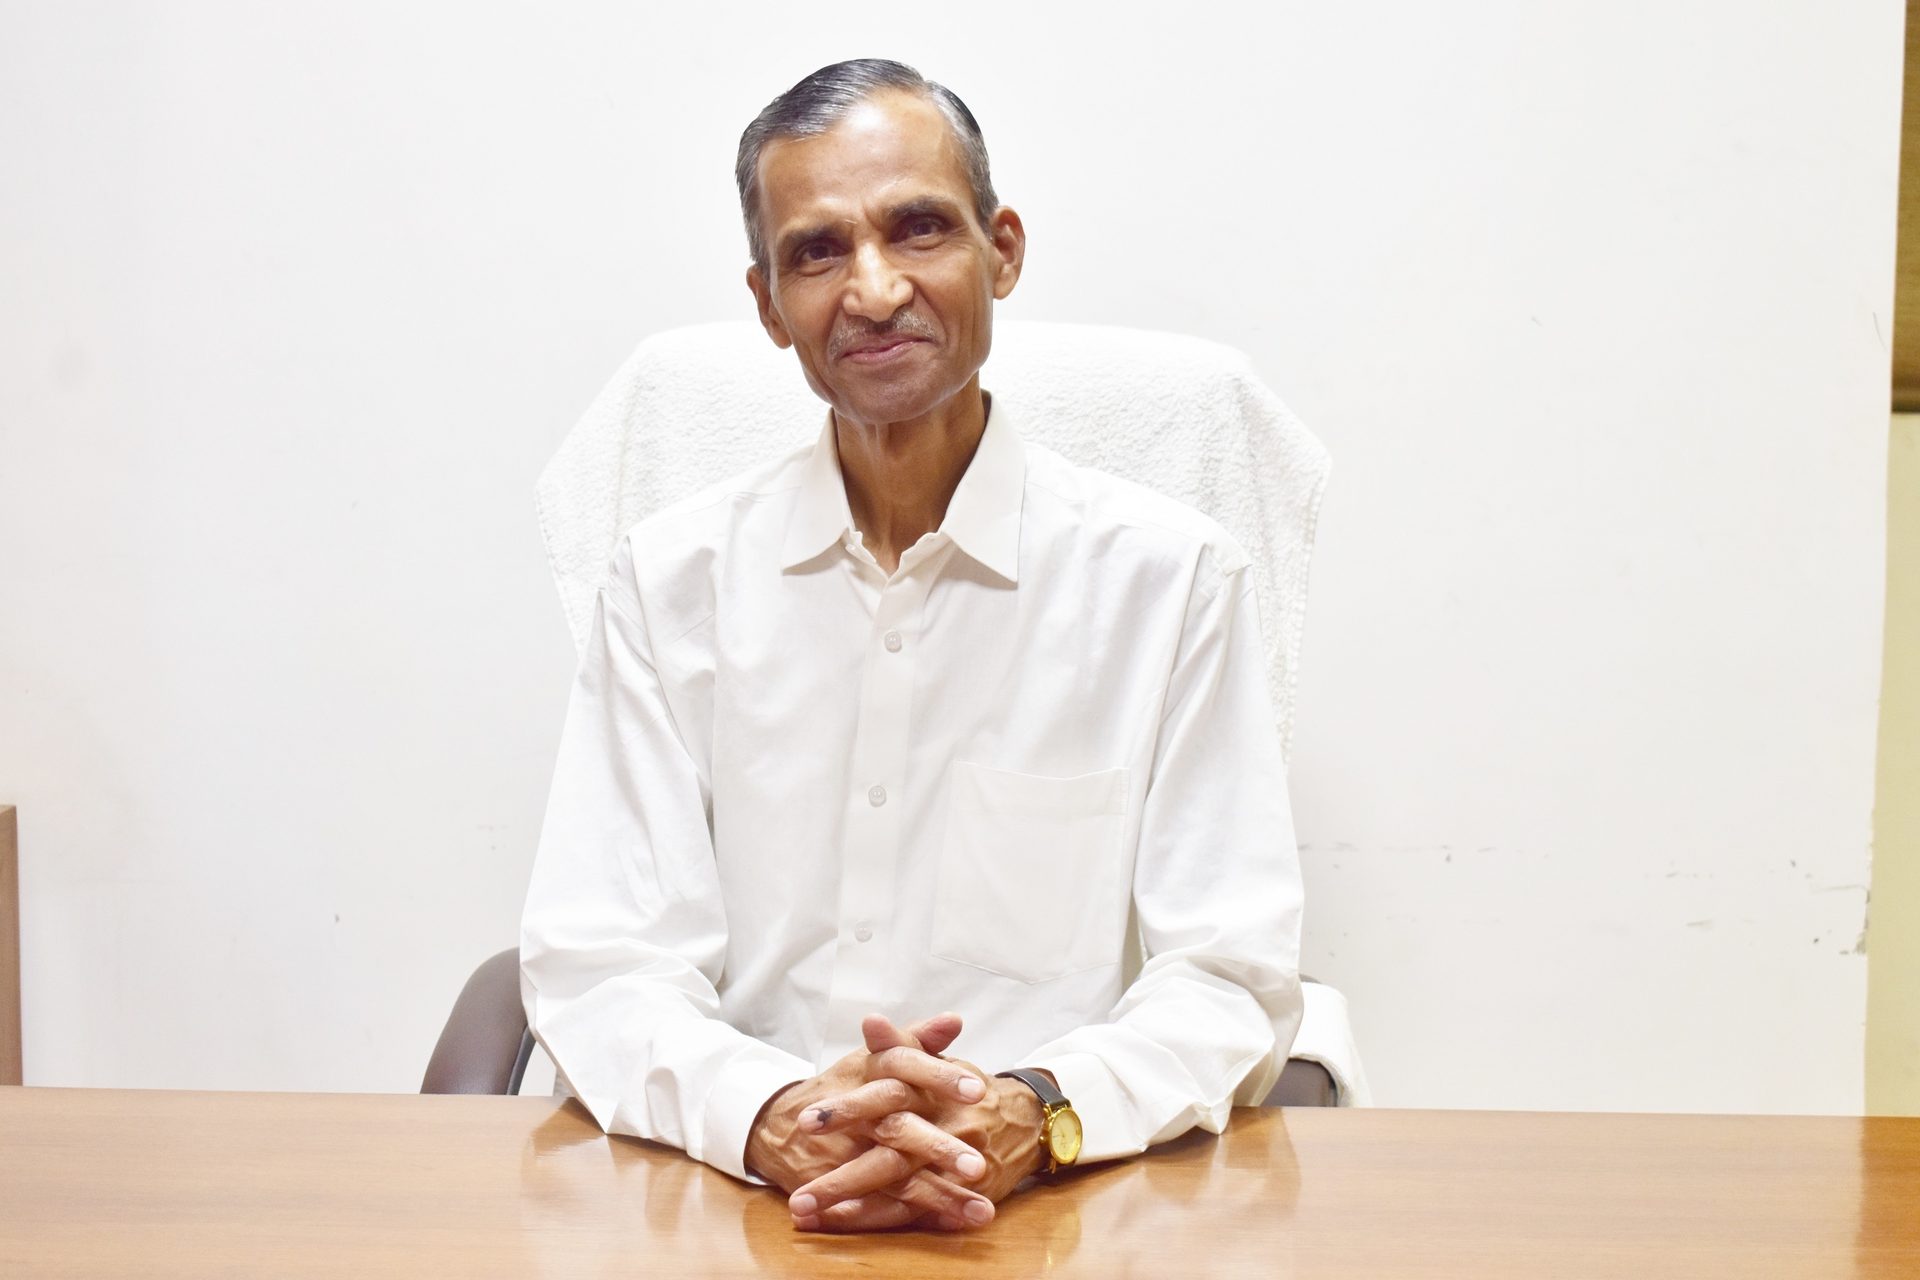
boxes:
[520,58,1304,1234]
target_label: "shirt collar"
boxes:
[779,396,1026,583]
[939,395,1025,583]
[779,413,857,571]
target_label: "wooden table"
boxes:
[1,1088,1915,1278]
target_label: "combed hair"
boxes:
[735,58,999,272]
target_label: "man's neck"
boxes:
[834,381,988,576]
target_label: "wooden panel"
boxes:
[0,1091,1915,1278]
[0,806,16,1086]
[1896,2,1920,408]
[1869,417,1920,1114]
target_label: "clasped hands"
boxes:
[744,1012,1047,1232]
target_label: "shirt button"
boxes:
[883,630,903,653]
[868,785,887,807]
[854,926,874,943]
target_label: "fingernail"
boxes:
[793,1214,821,1232]
[964,1199,994,1224]
[790,1193,817,1216]
[957,1153,986,1178]
[801,1108,827,1131]
[957,1077,985,1101]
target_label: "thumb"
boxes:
[910,1012,964,1057]
[862,1013,918,1055]
[862,1011,964,1057]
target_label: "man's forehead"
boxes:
[755,91,971,216]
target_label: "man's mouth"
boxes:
[831,311,938,363]
[837,336,925,363]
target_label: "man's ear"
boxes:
[745,264,793,349]
[987,207,1026,301]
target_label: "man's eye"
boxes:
[798,241,838,264]
[904,217,942,238]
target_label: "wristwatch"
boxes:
[996,1068,1083,1175]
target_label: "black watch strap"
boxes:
[996,1067,1066,1108]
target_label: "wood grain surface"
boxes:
[0,1088,1914,1278]
[1899,0,1920,409]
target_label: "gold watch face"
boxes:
[1047,1107,1083,1165]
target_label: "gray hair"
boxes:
[735,58,999,273]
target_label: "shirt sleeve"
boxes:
[1019,559,1305,1163]
[519,536,812,1181]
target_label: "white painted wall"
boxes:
[0,2,1897,1110]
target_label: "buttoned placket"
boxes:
[818,529,955,1061]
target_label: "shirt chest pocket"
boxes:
[931,761,1132,985]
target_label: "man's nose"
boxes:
[843,242,912,322]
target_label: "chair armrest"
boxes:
[1263,1057,1337,1107]
[421,948,534,1095]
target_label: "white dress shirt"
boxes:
[520,397,1304,1181]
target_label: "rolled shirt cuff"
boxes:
[1290,980,1372,1106]
[700,1042,814,1183]
[1017,1050,1146,1166]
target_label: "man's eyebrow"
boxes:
[775,221,843,262]
[774,198,968,261]
[883,196,966,225]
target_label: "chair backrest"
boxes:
[535,321,1330,758]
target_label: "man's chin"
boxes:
[823,377,978,431]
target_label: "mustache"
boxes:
[827,311,936,359]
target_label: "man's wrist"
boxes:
[743,1080,802,1184]
[1023,1127,1049,1179]
[998,1069,1058,1180]
[1027,1068,1058,1175]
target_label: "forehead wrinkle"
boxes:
[761,95,968,194]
